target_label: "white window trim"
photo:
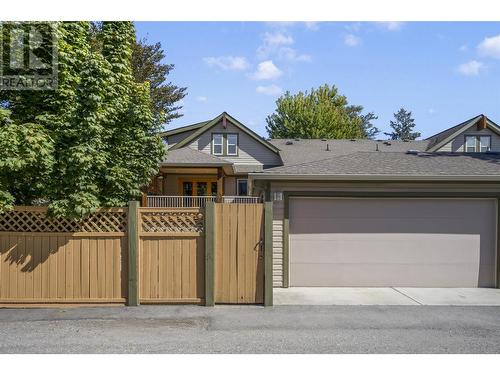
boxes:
[212,133,223,155]
[464,135,491,153]
[236,178,248,196]
[226,134,238,156]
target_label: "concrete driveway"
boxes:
[274,287,500,306]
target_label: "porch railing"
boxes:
[147,195,217,208]
[146,195,261,207]
[222,196,262,204]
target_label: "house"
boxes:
[148,112,500,290]
[145,112,282,207]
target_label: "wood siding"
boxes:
[188,120,281,167]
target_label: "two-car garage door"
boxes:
[289,198,497,287]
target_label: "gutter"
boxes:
[248,173,500,182]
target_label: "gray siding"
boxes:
[188,120,281,167]
[437,128,500,152]
[268,180,500,287]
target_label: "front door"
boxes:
[179,179,218,196]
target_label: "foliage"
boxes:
[131,38,187,126]
[346,104,380,139]
[384,107,421,141]
[0,22,165,218]
[265,84,374,139]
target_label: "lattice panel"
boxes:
[0,208,127,233]
[141,210,204,233]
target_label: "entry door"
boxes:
[289,198,497,287]
[214,203,265,303]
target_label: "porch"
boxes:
[143,165,261,207]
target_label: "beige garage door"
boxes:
[289,198,497,287]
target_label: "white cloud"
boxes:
[428,108,436,115]
[203,56,249,71]
[251,60,283,80]
[278,47,312,62]
[478,34,500,59]
[196,96,208,102]
[377,22,405,31]
[304,22,319,31]
[344,34,361,47]
[459,44,468,52]
[457,60,484,76]
[345,23,361,32]
[257,31,311,62]
[262,32,293,46]
[256,84,283,96]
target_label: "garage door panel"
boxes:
[290,233,481,264]
[289,198,496,288]
[290,263,482,287]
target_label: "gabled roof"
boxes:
[426,114,500,152]
[168,112,281,154]
[159,120,209,138]
[161,147,231,166]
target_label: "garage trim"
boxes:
[282,191,500,288]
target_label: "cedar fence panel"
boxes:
[0,207,127,304]
[138,207,205,304]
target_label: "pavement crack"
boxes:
[392,288,423,305]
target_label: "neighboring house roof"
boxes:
[159,120,209,138]
[161,147,231,167]
[168,112,281,154]
[251,151,500,180]
[426,114,500,152]
[268,138,430,166]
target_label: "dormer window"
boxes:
[465,135,491,153]
[227,134,238,155]
[212,133,238,156]
[212,134,223,155]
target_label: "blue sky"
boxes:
[135,22,500,139]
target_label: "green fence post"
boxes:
[127,201,140,306]
[264,201,273,306]
[205,201,215,306]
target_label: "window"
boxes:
[227,134,238,155]
[465,136,476,152]
[480,136,491,152]
[464,135,491,152]
[212,134,223,155]
[237,179,248,196]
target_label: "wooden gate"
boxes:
[213,203,265,304]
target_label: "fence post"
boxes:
[127,201,140,306]
[205,201,215,306]
[264,201,273,306]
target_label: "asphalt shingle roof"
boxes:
[268,138,430,166]
[262,151,500,176]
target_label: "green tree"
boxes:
[346,105,380,139]
[131,38,187,126]
[384,108,420,141]
[265,84,373,139]
[0,22,165,218]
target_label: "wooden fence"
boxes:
[0,207,127,304]
[138,208,205,304]
[0,202,273,307]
